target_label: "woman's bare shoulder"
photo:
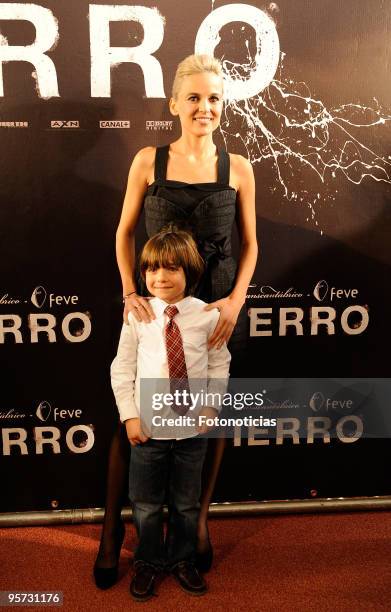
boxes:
[228,152,254,190]
[228,152,253,173]
[127,147,156,185]
[132,146,156,167]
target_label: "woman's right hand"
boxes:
[123,292,156,324]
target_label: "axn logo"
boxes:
[50,120,79,128]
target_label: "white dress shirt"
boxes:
[110,296,231,438]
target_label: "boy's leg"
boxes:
[165,437,208,568]
[129,439,170,569]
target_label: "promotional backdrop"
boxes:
[1,0,390,511]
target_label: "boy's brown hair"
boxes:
[139,224,204,296]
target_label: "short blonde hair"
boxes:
[140,224,205,296]
[171,54,223,99]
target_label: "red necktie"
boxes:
[164,305,190,416]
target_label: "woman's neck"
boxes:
[171,134,216,162]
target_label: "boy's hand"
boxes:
[196,406,219,434]
[125,417,149,446]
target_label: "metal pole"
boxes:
[1,496,391,527]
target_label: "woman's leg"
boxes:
[197,436,226,553]
[196,322,248,570]
[95,421,130,569]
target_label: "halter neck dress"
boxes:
[140,144,248,359]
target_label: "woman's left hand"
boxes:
[204,296,243,349]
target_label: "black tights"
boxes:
[96,423,129,567]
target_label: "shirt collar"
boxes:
[151,296,193,318]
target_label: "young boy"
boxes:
[110,226,231,601]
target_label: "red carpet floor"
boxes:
[1,512,391,611]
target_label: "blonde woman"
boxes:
[94,54,258,589]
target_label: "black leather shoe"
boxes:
[93,521,125,590]
[130,562,159,602]
[195,530,213,573]
[171,561,207,596]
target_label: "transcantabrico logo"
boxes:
[31,286,47,308]
[35,401,83,422]
[0,286,92,344]
[247,280,367,336]
[313,280,359,302]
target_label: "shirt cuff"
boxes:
[116,399,139,423]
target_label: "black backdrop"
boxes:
[1,0,390,512]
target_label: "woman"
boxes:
[94,54,258,588]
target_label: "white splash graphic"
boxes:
[213,3,391,227]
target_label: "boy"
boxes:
[111,226,231,601]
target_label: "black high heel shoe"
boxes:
[93,521,125,590]
[195,527,213,573]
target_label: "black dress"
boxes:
[140,145,248,372]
